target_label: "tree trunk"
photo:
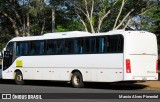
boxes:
[115,9,134,29]
[75,9,88,32]
[52,6,55,32]
[123,17,132,29]
[113,0,125,30]
[41,17,45,35]
[13,24,20,37]
[97,10,111,33]
[22,14,26,36]
[26,13,30,36]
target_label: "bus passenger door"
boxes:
[3,51,13,71]
[0,52,2,78]
[0,63,2,79]
[2,42,14,71]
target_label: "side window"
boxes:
[47,39,64,55]
[16,42,29,56]
[108,35,124,53]
[19,42,23,55]
[30,41,45,55]
[105,36,110,53]
[96,37,105,53]
[6,42,14,55]
[84,37,96,53]
[90,38,96,53]
[16,42,19,56]
[23,42,29,55]
[73,39,78,53]
[39,41,45,55]
[46,40,54,55]
[30,42,35,55]
[64,39,73,54]
[73,38,84,54]
[108,36,117,53]
[53,40,64,55]
[117,36,123,53]
[84,38,89,53]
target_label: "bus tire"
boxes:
[15,71,25,85]
[71,72,84,88]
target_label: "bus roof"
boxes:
[10,30,155,42]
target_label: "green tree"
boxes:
[142,1,160,32]
[70,0,159,33]
[0,0,22,36]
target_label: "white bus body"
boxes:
[1,30,158,87]
[0,65,1,79]
[124,31,158,81]
[0,53,2,79]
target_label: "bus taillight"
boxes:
[126,59,131,73]
[156,60,158,73]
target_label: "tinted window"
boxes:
[30,41,45,55]
[117,36,123,52]
[4,42,14,70]
[6,42,14,55]
[14,35,123,56]
[53,40,64,55]
[108,35,123,53]
[16,42,29,56]
[84,38,96,53]
[96,37,105,53]
[23,42,29,55]
[73,38,84,54]
[46,40,54,55]
[64,39,73,54]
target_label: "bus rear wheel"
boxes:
[15,71,25,85]
[71,72,84,88]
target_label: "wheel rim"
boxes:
[73,76,80,85]
[17,75,22,82]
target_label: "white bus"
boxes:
[0,63,1,79]
[0,30,158,88]
[0,53,2,79]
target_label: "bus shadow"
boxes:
[84,82,148,90]
[0,80,148,90]
[25,81,149,90]
[0,79,15,84]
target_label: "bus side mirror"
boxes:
[0,52,2,59]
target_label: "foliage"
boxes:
[141,2,160,32]
[69,0,159,33]
[0,0,159,43]
[56,25,68,32]
[0,43,6,51]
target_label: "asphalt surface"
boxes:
[0,80,159,102]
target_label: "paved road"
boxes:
[0,80,159,102]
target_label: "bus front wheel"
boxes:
[71,72,84,88]
[15,71,25,85]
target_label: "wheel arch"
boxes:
[14,69,22,78]
[70,69,83,81]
